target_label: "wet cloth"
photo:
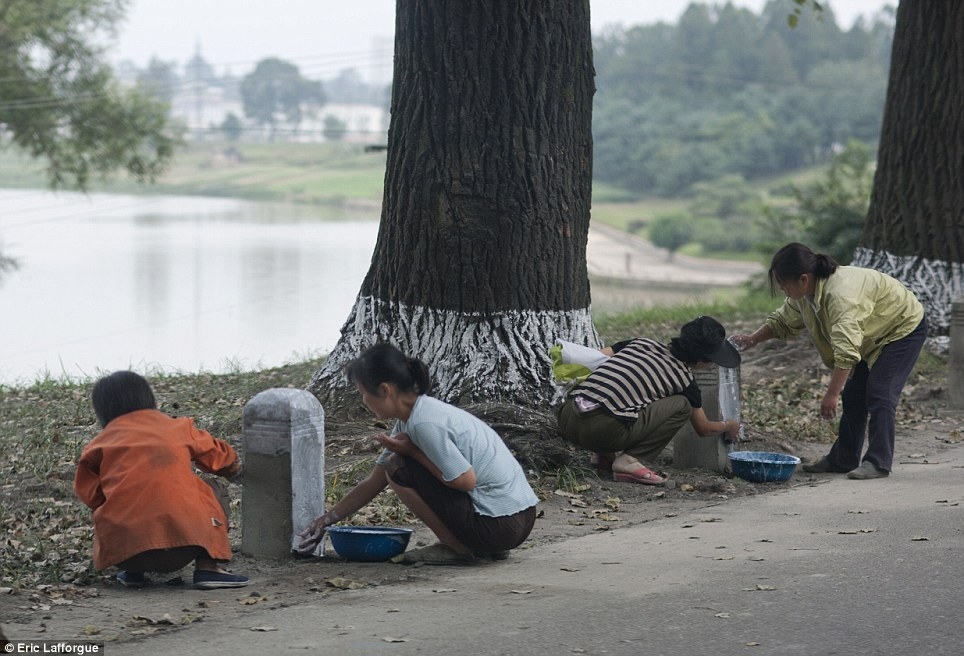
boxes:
[74,409,238,570]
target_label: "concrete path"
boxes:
[586,223,762,286]
[109,444,964,656]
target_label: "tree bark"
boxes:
[309,0,597,407]
[853,0,964,335]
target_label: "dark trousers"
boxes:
[829,318,927,472]
[384,455,536,553]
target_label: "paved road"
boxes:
[586,223,762,286]
[110,444,964,656]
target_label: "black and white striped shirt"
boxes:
[570,338,700,421]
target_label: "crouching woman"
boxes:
[74,371,249,589]
[298,344,539,565]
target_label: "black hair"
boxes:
[344,343,431,396]
[668,338,708,365]
[91,370,157,428]
[768,242,839,296]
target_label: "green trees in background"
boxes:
[0,0,179,190]
[240,58,326,137]
[137,58,179,106]
[648,213,696,260]
[758,140,873,263]
[592,1,893,197]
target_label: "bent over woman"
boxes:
[732,243,926,480]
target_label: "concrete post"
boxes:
[949,297,964,409]
[241,388,326,559]
[672,365,736,472]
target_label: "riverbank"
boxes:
[0,319,956,647]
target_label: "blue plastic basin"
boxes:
[727,451,801,483]
[326,526,413,562]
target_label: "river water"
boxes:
[0,189,713,386]
[0,190,378,385]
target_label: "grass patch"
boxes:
[593,286,776,344]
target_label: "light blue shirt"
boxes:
[376,395,538,517]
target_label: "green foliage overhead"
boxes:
[0,0,180,190]
[592,1,893,197]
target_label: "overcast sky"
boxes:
[111,0,894,80]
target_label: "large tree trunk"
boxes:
[852,0,964,336]
[309,0,597,409]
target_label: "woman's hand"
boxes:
[296,512,337,555]
[375,431,417,457]
[820,391,841,420]
[730,325,773,352]
[723,419,742,442]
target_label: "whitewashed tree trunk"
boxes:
[854,0,964,338]
[309,0,598,408]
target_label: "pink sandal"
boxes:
[612,466,665,486]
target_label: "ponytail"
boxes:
[768,242,838,294]
[345,343,432,395]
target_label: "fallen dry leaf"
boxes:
[432,588,457,593]
[382,636,408,643]
[326,578,365,590]
[510,589,534,594]
[592,513,620,522]
[250,626,278,632]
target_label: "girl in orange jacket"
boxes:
[74,371,249,589]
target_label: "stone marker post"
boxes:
[949,297,964,409]
[241,388,326,559]
[672,365,738,473]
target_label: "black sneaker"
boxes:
[847,461,889,480]
[193,570,250,589]
[116,571,147,588]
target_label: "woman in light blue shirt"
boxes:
[298,343,538,565]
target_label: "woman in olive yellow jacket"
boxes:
[732,243,926,480]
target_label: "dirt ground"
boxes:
[2,337,961,646]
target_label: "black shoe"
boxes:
[802,456,850,473]
[116,571,147,588]
[193,570,250,589]
[847,461,889,480]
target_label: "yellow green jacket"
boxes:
[765,266,924,370]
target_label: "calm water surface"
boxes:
[0,189,710,386]
[0,189,378,385]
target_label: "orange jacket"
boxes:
[74,409,239,570]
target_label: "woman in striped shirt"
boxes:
[557,316,742,485]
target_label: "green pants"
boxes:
[556,396,690,464]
